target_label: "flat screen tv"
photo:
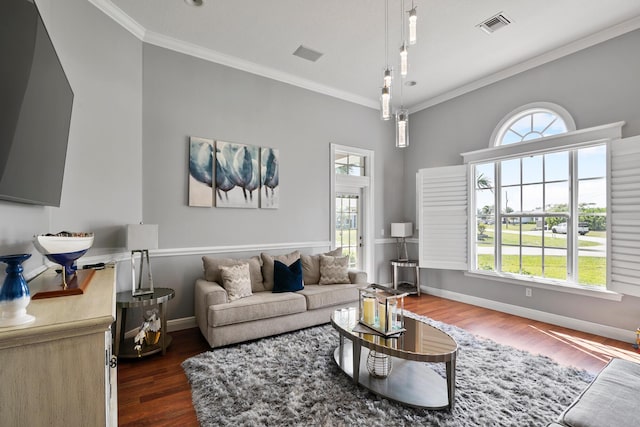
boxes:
[0,0,74,207]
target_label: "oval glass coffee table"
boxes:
[330,307,458,410]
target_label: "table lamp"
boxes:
[127,224,158,296]
[391,222,412,261]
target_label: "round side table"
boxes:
[390,260,420,296]
[114,287,175,358]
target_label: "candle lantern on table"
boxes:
[358,284,407,336]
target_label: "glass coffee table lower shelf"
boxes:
[331,307,457,410]
[333,342,451,409]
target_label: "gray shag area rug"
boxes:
[182,312,594,426]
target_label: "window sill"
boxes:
[464,270,623,301]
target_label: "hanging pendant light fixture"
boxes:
[395,109,409,148]
[378,0,412,147]
[399,0,408,77]
[408,2,417,45]
[399,42,408,77]
[381,0,392,120]
[395,68,409,147]
[395,0,409,148]
[380,86,391,120]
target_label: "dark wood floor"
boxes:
[117,294,640,426]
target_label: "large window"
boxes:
[473,145,607,287]
[472,104,606,288]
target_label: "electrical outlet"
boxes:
[381,229,385,236]
[525,288,532,297]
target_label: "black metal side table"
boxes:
[390,260,421,296]
[114,287,175,358]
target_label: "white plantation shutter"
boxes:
[418,165,468,270]
[610,135,640,296]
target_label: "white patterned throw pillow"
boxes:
[318,255,350,285]
[219,263,253,301]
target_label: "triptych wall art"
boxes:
[188,136,280,209]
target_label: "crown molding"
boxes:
[142,30,379,109]
[88,0,146,40]
[88,0,378,110]
[409,14,640,114]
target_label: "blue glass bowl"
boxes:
[33,232,94,287]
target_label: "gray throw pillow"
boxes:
[319,254,350,285]
[261,251,300,291]
[202,256,265,292]
[219,263,253,301]
[301,248,343,285]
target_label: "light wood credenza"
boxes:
[0,265,117,427]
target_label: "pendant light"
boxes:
[408,1,417,45]
[380,86,391,120]
[381,0,392,120]
[379,0,412,147]
[399,0,408,77]
[399,42,408,77]
[395,0,409,147]
[395,78,409,147]
[396,109,409,148]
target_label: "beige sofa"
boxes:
[195,249,368,348]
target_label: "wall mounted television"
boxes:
[0,0,74,207]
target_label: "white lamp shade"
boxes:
[126,224,158,250]
[391,222,413,237]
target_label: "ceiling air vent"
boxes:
[292,45,324,62]
[477,12,512,34]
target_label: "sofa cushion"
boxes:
[301,248,342,285]
[208,292,307,327]
[348,270,367,284]
[273,259,304,293]
[319,254,350,285]
[559,358,640,427]
[218,263,253,301]
[261,251,300,291]
[202,255,265,293]
[297,284,360,310]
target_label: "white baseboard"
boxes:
[422,285,635,343]
[168,316,197,332]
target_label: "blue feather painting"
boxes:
[215,140,260,208]
[260,147,279,209]
[189,137,214,207]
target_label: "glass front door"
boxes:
[335,192,362,269]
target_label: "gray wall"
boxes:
[0,0,142,276]
[405,29,640,331]
[141,44,404,319]
[4,2,638,334]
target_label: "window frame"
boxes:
[461,121,625,300]
[472,143,605,286]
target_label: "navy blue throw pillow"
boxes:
[273,259,304,293]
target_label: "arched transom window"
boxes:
[492,102,576,146]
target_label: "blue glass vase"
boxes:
[0,253,36,327]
